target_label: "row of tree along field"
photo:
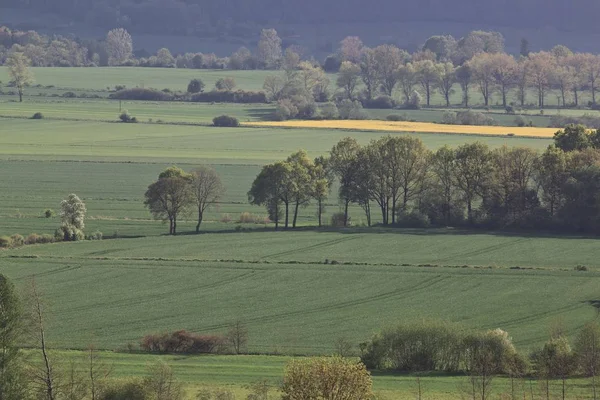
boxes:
[4,26,600,111]
[137,124,600,236]
[248,125,600,233]
[2,271,600,400]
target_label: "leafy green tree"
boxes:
[0,274,27,400]
[336,61,361,100]
[373,44,407,96]
[187,79,205,94]
[534,146,568,216]
[534,336,577,400]
[554,124,590,152]
[455,64,472,107]
[360,48,379,101]
[429,146,458,226]
[286,150,314,228]
[312,156,332,227]
[144,167,192,235]
[106,28,133,66]
[396,63,417,104]
[414,60,439,106]
[329,137,361,226]
[257,28,282,69]
[454,143,493,224]
[215,77,236,91]
[6,52,34,102]
[60,193,87,241]
[248,162,293,229]
[436,62,456,107]
[282,357,373,400]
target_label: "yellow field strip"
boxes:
[245,120,558,138]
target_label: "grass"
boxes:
[248,120,559,138]
[2,230,600,353]
[34,350,597,399]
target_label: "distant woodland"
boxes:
[3,0,600,35]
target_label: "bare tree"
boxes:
[144,361,184,400]
[190,166,224,233]
[490,53,518,108]
[436,62,456,107]
[336,61,361,100]
[227,321,248,354]
[468,53,496,107]
[414,60,439,106]
[88,344,112,400]
[373,44,407,96]
[526,52,555,108]
[27,278,57,400]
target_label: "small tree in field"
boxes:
[215,77,236,91]
[7,52,34,102]
[282,357,373,400]
[226,321,248,354]
[59,193,86,241]
[187,79,205,94]
[189,166,224,233]
[144,167,192,235]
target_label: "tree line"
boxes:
[360,319,600,400]
[5,26,600,113]
[249,126,600,234]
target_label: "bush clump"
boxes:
[330,212,349,227]
[395,210,431,228]
[44,209,55,218]
[10,234,24,247]
[443,110,497,126]
[386,114,407,121]
[109,88,173,101]
[190,90,267,103]
[212,115,240,127]
[119,111,138,123]
[363,95,395,109]
[0,236,12,248]
[31,112,44,119]
[88,230,103,240]
[141,330,226,354]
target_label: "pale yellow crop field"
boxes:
[246,120,558,138]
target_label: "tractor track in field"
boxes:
[259,235,363,260]
[186,274,449,334]
[432,237,531,265]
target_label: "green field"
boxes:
[3,232,599,353]
[1,66,599,399]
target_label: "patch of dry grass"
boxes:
[245,120,557,138]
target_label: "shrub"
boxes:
[220,214,232,223]
[441,111,457,124]
[99,379,149,400]
[0,236,12,248]
[238,212,255,223]
[396,210,431,228]
[274,98,298,120]
[10,234,24,247]
[109,88,173,101]
[454,110,497,126]
[88,231,103,240]
[212,115,239,127]
[215,77,236,91]
[44,209,54,218]
[323,54,342,72]
[190,90,267,104]
[141,330,226,354]
[31,112,43,119]
[338,99,365,120]
[318,102,339,119]
[363,95,395,109]
[575,265,589,271]
[187,78,205,94]
[119,111,138,123]
[330,212,349,227]
[407,90,422,109]
[62,91,76,98]
[550,113,600,129]
[386,114,407,121]
[282,357,373,400]
[25,233,41,245]
[39,234,55,244]
[514,115,526,127]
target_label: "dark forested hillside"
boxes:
[3,0,599,32]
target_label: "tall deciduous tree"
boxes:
[248,161,293,229]
[144,167,192,235]
[534,145,568,216]
[339,36,364,63]
[190,166,224,233]
[336,61,361,100]
[575,322,600,400]
[329,137,361,226]
[0,274,27,400]
[373,44,407,96]
[60,193,86,241]
[396,63,417,105]
[360,48,379,101]
[286,150,314,228]
[312,156,331,228]
[414,60,439,107]
[6,52,33,102]
[455,64,472,107]
[526,51,555,108]
[468,53,495,107]
[257,28,282,69]
[436,62,456,107]
[454,142,493,224]
[490,53,517,108]
[105,28,133,66]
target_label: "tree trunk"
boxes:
[343,199,350,227]
[593,82,597,105]
[502,86,507,108]
[574,89,579,106]
[426,84,431,106]
[317,199,322,227]
[467,199,473,225]
[292,201,300,228]
[169,217,174,235]
[18,89,23,103]
[284,202,289,229]
[172,216,177,235]
[196,209,203,233]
